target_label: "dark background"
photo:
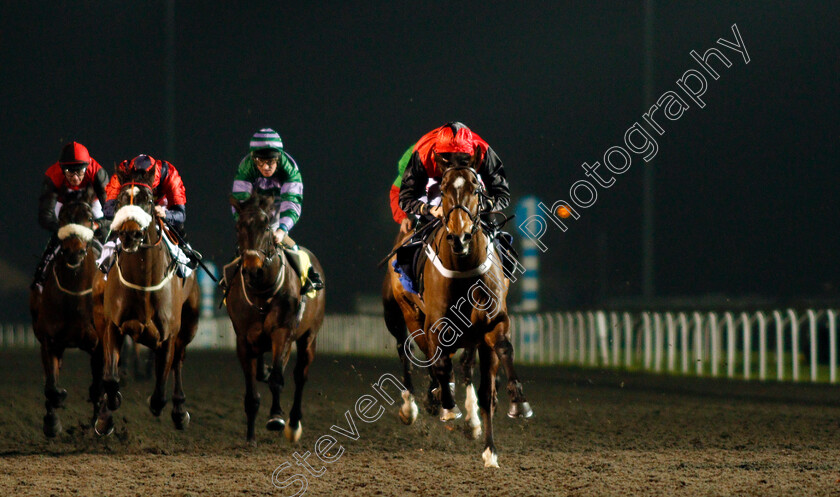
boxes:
[1,1,838,319]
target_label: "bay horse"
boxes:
[29,193,103,437]
[92,166,199,435]
[384,151,531,468]
[227,193,325,443]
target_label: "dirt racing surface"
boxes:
[2,348,840,496]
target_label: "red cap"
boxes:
[434,125,475,154]
[59,142,91,167]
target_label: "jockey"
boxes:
[398,121,510,228]
[98,154,200,275]
[230,128,324,293]
[32,141,109,292]
[392,122,514,293]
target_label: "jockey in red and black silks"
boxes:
[397,122,511,223]
[103,154,187,231]
[31,142,109,291]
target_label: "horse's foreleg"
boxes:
[460,347,481,439]
[284,332,315,443]
[170,342,189,429]
[431,352,460,422]
[478,342,500,468]
[88,344,105,428]
[237,341,260,443]
[149,339,175,417]
[492,322,533,419]
[385,295,420,424]
[96,322,123,436]
[266,328,291,434]
[40,341,65,437]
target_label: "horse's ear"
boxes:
[469,145,481,169]
[143,163,157,185]
[116,164,130,185]
[229,194,241,213]
[84,185,97,205]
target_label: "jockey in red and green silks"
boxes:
[231,128,323,292]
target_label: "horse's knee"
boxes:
[494,340,513,358]
[244,393,261,417]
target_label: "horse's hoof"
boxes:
[398,391,418,425]
[94,416,114,437]
[266,417,286,432]
[284,421,302,443]
[106,391,122,411]
[482,447,499,468]
[43,413,62,438]
[172,410,190,430]
[440,406,462,422]
[508,401,534,419]
[148,396,167,417]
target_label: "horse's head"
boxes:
[230,192,278,279]
[56,192,96,268]
[112,167,156,253]
[438,147,482,256]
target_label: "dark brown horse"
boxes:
[384,152,531,468]
[227,193,325,443]
[93,167,199,435]
[30,194,103,437]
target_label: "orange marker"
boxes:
[557,206,571,219]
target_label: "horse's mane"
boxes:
[237,193,275,223]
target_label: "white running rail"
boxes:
[4,309,838,383]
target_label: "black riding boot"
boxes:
[307,267,324,290]
[31,236,61,292]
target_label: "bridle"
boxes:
[441,166,483,236]
[118,182,162,250]
[238,207,279,265]
[237,206,286,313]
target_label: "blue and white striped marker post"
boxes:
[515,196,540,312]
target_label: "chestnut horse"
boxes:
[384,153,531,468]
[227,193,325,443]
[93,167,199,435]
[30,195,103,437]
